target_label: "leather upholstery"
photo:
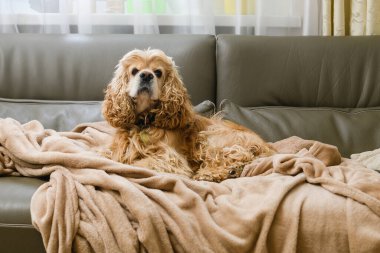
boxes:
[217,35,380,107]
[216,35,380,158]
[0,34,379,253]
[221,100,380,158]
[0,225,45,253]
[0,98,103,131]
[0,98,214,132]
[0,34,216,105]
[0,177,46,252]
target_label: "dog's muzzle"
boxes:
[138,71,154,94]
[138,82,152,94]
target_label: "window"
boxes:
[1,0,309,35]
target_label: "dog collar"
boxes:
[136,112,156,129]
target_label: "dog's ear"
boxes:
[102,63,136,129]
[152,67,195,129]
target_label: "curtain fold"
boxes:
[322,0,380,35]
[0,0,324,36]
[303,0,321,35]
[0,1,19,33]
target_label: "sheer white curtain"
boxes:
[0,0,321,35]
[255,0,321,35]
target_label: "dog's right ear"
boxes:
[102,63,136,129]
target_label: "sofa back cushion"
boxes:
[0,34,216,105]
[217,35,380,155]
[217,35,380,107]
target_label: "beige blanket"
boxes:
[1,118,380,253]
[351,148,380,172]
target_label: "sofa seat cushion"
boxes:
[0,177,45,225]
[0,177,46,253]
[221,99,380,158]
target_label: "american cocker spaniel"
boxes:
[102,49,274,182]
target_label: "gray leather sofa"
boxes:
[1,34,379,252]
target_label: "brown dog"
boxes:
[102,49,274,182]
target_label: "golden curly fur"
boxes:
[103,49,275,182]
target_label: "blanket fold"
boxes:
[242,136,380,216]
[1,118,380,253]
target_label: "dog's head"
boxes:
[118,49,170,113]
[103,49,194,130]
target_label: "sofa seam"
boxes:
[220,101,380,115]
[245,107,380,114]
[0,98,102,105]
[0,222,35,229]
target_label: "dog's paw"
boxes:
[192,172,218,182]
[226,165,244,179]
[193,165,245,183]
[98,148,112,160]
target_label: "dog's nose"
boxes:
[139,72,154,82]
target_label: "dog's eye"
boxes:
[154,69,162,78]
[131,68,139,76]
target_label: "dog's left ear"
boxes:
[152,66,195,129]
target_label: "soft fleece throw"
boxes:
[1,118,380,253]
[351,148,380,172]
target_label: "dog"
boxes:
[102,49,274,182]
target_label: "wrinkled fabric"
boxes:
[351,147,380,172]
[1,119,380,253]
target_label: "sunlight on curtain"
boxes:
[0,0,318,35]
[0,1,19,33]
[255,0,320,35]
[351,0,380,35]
[322,0,380,35]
